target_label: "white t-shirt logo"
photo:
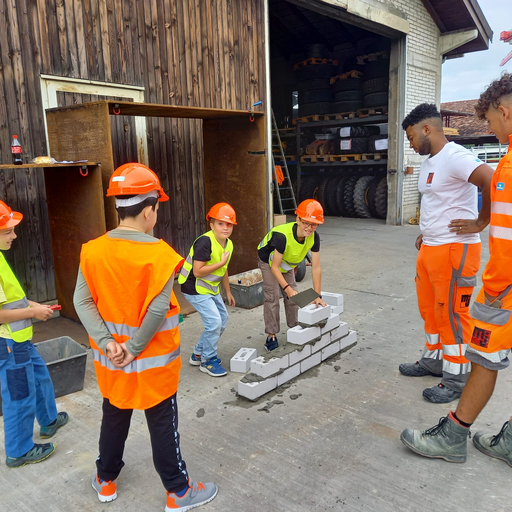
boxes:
[426,172,434,188]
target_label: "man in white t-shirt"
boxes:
[399,103,494,403]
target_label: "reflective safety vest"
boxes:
[0,252,33,342]
[177,231,233,295]
[80,234,184,410]
[257,222,315,273]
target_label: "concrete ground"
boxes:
[2,217,511,512]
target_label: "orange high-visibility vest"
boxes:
[80,233,184,410]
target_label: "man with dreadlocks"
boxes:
[401,73,512,466]
[399,103,494,403]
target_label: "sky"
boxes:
[440,0,511,102]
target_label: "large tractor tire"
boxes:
[299,176,321,202]
[340,175,359,217]
[325,176,344,216]
[363,92,389,108]
[317,176,335,215]
[353,176,375,219]
[334,175,353,217]
[374,177,388,219]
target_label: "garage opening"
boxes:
[269,0,392,221]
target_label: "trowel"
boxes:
[289,288,320,308]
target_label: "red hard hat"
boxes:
[206,203,237,225]
[0,200,23,229]
[107,163,169,201]
[295,199,324,224]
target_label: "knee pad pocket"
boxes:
[6,367,30,401]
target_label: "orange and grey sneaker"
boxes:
[165,480,218,511]
[91,472,118,503]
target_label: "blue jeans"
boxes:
[0,338,57,457]
[183,293,229,362]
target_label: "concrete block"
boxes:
[340,329,358,350]
[331,303,344,315]
[311,333,331,353]
[298,304,331,326]
[250,356,281,379]
[330,321,349,342]
[321,340,341,361]
[280,353,290,370]
[321,292,343,307]
[320,313,340,335]
[301,351,322,372]
[230,348,258,373]
[238,376,277,401]
[277,363,301,386]
[289,344,311,366]
[287,325,321,345]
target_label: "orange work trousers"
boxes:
[415,242,481,392]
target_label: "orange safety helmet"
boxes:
[0,200,23,229]
[106,163,169,201]
[206,202,237,225]
[295,199,324,224]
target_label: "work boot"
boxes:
[6,443,55,468]
[423,384,461,404]
[40,412,69,439]
[399,361,442,377]
[166,480,218,511]
[400,415,470,463]
[91,472,118,502]
[473,420,512,468]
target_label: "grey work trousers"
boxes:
[258,258,299,335]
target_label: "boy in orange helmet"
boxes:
[401,73,512,465]
[178,203,236,377]
[74,163,217,511]
[257,199,327,352]
[0,200,68,468]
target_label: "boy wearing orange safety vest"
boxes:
[0,200,68,468]
[401,73,512,465]
[73,163,217,511]
[178,203,236,377]
[257,199,327,352]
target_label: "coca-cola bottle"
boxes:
[11,135,23,165]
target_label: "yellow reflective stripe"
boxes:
[105,315,180,338]
[92,346,180,373]
[491,202,512,216]
[490,225,512,241]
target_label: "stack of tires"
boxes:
[362,56,390,109]
[331,74,363,114]
[337,125,380,154]
[296,45,336,117]
[299,174,387,220]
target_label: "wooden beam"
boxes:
[420,0,446,33]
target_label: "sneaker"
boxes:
[473,420,512,467]
[166,481,218,512]
[91,472,118,503]
[423,383,461,404]
[264,336,278,352]
[189,353,202,366]
[6,443,55,468]
[40,412,69,439]
[200,358,227,377]
[400,415,470,463]
[399,362,442,377]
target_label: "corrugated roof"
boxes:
[440,100,489,137]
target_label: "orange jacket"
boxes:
[80,234,184,410]
[482,135,512,295]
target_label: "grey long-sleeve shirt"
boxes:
[73,229,175,357]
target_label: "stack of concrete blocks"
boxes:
[238,292,357,401]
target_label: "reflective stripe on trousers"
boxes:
[92,346,180,373]
[105,315,180,338]
[2,298,32,333]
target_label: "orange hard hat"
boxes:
[206,202,237,225]
[295,199,324,224]
[0,200,22,229]
[107,163,169,201]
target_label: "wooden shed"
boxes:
[0,0,267,304]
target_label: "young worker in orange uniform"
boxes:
[73,163,217,511]
[401,73,512,464]
[399,103,494,403]
[257,199,327,352]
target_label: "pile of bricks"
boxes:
[236,292,357,401]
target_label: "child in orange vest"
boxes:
[74,163,217,511]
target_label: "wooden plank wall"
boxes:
[0,0,266,302]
